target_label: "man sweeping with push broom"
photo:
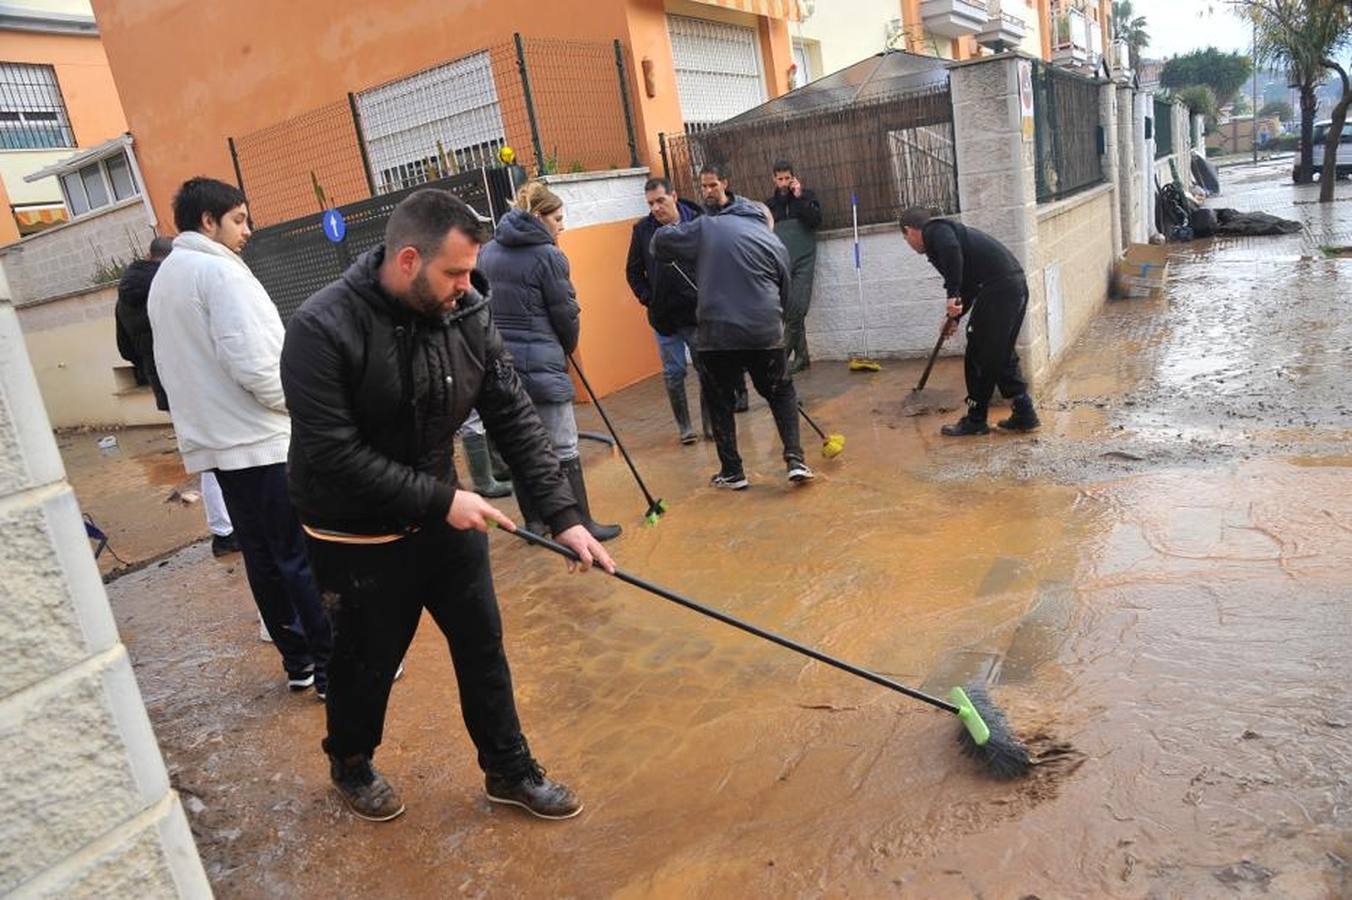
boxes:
[899,207,1041,437]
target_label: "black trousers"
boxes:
[964,274,1030,418]
[214,463,332,681]
[698,348,803,475]
[305,524,530,777]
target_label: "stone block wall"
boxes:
[542,168,649,229]
[1030,184,1116,377]
[0,297,208,896]
[0,200,156,307]
[803,225,962,361]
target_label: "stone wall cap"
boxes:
[540,167,650,185]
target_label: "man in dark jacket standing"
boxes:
[281,189,614,824]
[625,176,708,444]
[653,198,813,488]
[116,235,175,410]
[766,160,822,374]
[899,207,1040,436]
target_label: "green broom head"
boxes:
[643,499,668,526]
[950,683,1031,780]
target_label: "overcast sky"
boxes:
[1126,0,1253,60]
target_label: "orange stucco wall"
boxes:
[561,217,661,399]
[0,174,18,246]
[0,29,127,148]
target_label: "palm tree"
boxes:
[1236,0,1352,194]
[1111,0,1150,70]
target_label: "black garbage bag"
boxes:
[1190,207,1217,237]
[1213,208,1302,236]
[1191,152,1221,195]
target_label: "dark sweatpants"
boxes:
[964,273,1030,419]
[214,463,332,683]
[305,524,531,778]
[699,348,803,476]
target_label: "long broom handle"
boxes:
[797,404,828,440]
[506,525,960,715]
[566,353,660,510]
[852,193,870,360]
[914,322,950,392]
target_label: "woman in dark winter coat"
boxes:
[477,181,620,542]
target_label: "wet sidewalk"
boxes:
[91,164,1350,898]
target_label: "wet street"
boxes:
[89,164,1350,898]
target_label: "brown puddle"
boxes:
[90,165,1351,896]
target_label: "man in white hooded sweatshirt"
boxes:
[149,177,331,696]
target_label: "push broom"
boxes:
[567,354,667,526]
[797,404,845,459]
[496,524,1031,780]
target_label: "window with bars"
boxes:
[59,149,140,217]
[356,51,508,195]
[666,15,766,130]
[0,62,75,149]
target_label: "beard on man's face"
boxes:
[406,267,452,317]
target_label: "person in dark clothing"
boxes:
[696,162,750,413]
[281,189,615,824]
[653,198,814,488]
[766,160,822,374]
[899,207,1040,436]
[116,235,175,410]
[478,181,621,542]
[625,176,710,444]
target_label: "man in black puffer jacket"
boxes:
[281,189,614,825]
[115,235,175,410]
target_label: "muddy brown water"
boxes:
[98,165,1350,897]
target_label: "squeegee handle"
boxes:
[505,525,959,715]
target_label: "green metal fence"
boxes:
[1153,97,1174,159]
[1031,61,1106,203]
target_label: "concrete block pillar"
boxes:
[1136,90,1156,242]
[1116,83,1138,246]
[1099,81,1123,258]
[949,55,1046,384]
[0,297,210,897]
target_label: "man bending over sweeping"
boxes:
[899,207,1040,436]
[281,189,614,823]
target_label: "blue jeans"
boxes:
[656,326,698,385]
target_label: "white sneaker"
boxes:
[787,461,815,483]
[711,472,749,490]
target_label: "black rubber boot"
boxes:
[997,395,1041,432]
[463,432,512,498]
[666,379,697,445]
[561,457,621,542]
[940,414,991,437]
[514,486,548,536]
[487,437,512,484]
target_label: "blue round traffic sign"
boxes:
[322,208,346,243]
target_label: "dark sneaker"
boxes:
[331,755,406,822]
[679,427,699,445]
[211,532,240,557]
[485,762,582,820]
[940,416,991,437]
[787,460,815,483]
[287,667,315,691]
[711,471,749,490]
[997,411,1041,432]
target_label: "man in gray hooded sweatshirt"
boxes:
[653,198,813,489]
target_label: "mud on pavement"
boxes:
[102,163,1350,898]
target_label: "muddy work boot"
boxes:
[462,432,512,498]
[330,754,406,822]
[940,414,991,437]
[666,379,697,445]
[561,457,621,542]
[996,395,1041,433]
[485,761,582,820]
